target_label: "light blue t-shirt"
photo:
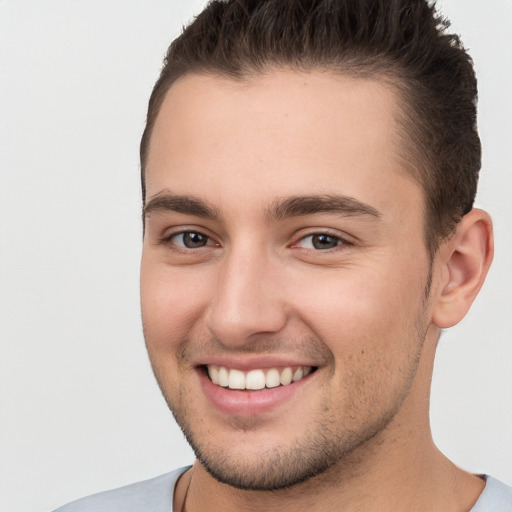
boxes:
[53,469,512,511]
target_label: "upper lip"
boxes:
[194,355,319,371]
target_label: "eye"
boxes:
[296,233,344,250]
[169,231,215,249]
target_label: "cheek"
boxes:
[140,259,211,353]
[286,260,427,354]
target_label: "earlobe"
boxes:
[432,209,494,329]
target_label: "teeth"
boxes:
[228,369,245,390]
[218,366,229,387]
[265,368,281,388]
[208,365,219,385]
[246,369,266,390]
[207,365,313,390]
[280,367,293,386]
[292,367,303,382]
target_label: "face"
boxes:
[141,70,436,490]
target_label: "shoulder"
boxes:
[51,467,191,512]
[471,475,512,512]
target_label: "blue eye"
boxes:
[172,231,211,249]
[297,234,343,250]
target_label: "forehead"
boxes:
[145,70,422,219]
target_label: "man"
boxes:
[54,0,511,510]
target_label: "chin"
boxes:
[173,404,397,491]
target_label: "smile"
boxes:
[206,365,313,390]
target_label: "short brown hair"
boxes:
[140,0,480,255]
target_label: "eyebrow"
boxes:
[144,192,219,220]
[266,194,382,221]
[143,192,381,222]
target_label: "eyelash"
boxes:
[160,229,351,253]
[293,232,349,251]
[160,230,218,252]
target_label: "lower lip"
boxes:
[199,369,311,416]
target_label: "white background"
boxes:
[0,1,511,511]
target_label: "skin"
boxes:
[140,70,493,511]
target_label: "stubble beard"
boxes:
[152,326,429,491]
[174,396,404,491]
[148,270,433,492]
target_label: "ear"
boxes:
[432,209,494,329]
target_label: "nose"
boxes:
[205,246,288,347]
